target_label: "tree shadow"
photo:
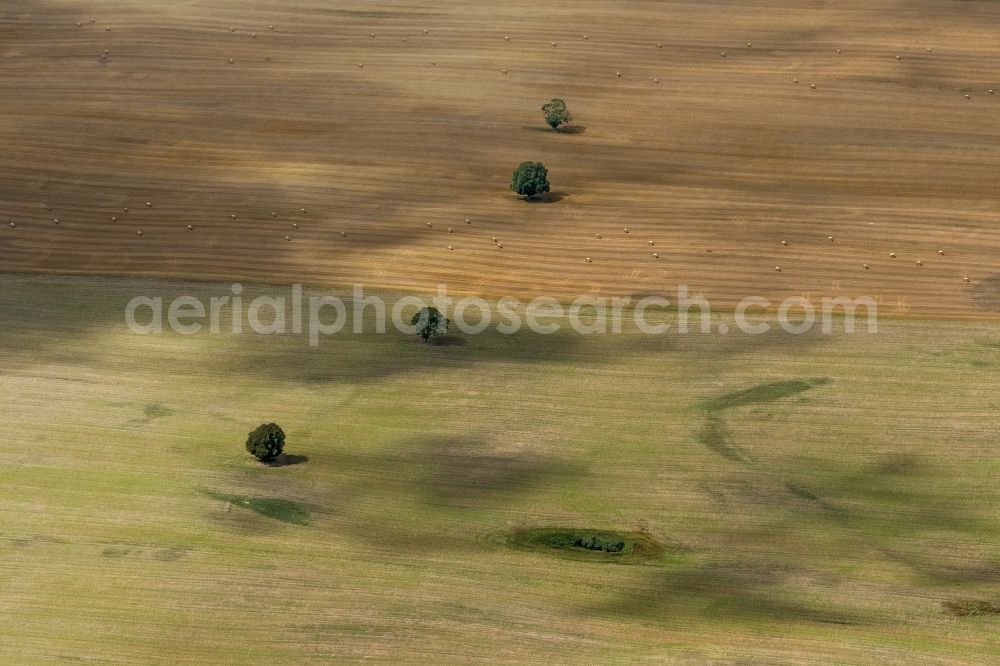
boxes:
[426,335,467,347]
[521,191,566,204]
[265,454,309,467]
[521,125,587,134]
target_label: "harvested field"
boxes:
[0,1,998,314]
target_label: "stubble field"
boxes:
[1,1,999,663]
[1,0,998,314]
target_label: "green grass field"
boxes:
[1,274,998,664]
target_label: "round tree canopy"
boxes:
[511,161,550,199]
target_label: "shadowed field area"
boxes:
[0,275,997,663]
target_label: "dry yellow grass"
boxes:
[1,1,998,316]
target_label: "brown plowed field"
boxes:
[1,1,998,315]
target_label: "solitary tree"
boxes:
[410,306,449,342]
[246,423,285,463]
[511,161,550,200]
[541,98,572,131]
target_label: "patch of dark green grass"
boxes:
[204,490,310,525]
[700,378,830,412]
[101,547,130,558]
[143,403,174,419]
[501,528,665,563]
[697,415,746,463]
[942,599,1000,617]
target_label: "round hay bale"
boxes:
[623,227,629,233]
[586,257,592,263]
[448,245,454,250]
[230,214,237,220]
[963,276,970,282]
[653,77,659,83]
[448,227,453,233]
[300,208,307,213]
[616,71,622,77]
[810,83,817,89]
[827,235,834,241]
[136,230,143,236]
[52,218,59,224]
[339,231,346,237]
[271,212,277,218]
[145,201,152,207]
[890,252,896,258]
[781,240,788,246]
[916,260,923,266]
[292,223,299,229]
[653,252,660,259]
[285,235,291,241]
[863,264,870,269]
[465,218,471,224]
[9,222,15,228]
[775,266,781,272]
[648,240,654,246]
[497,243,503,249]
[505,36,510,41]
[123,207,129,212]
[426,222,432,227]
[938,250,945,255]
[111,216,117,222]
[657,43,663,48]
[595,233,602,239]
